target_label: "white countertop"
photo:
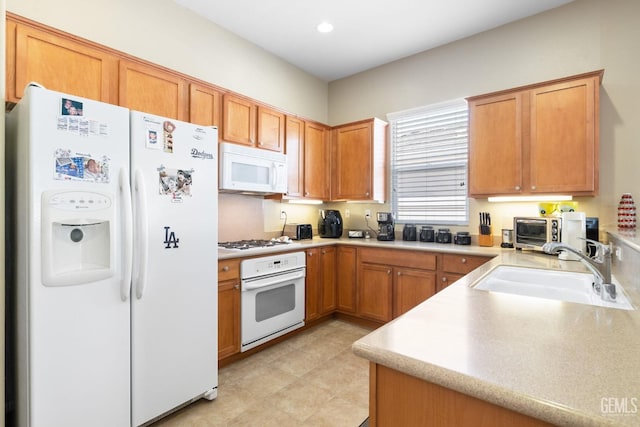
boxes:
[352,251,640,426]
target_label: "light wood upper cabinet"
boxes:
[222,94,256,146]
[529,77,599,194]
[304,121,331,200]
[257,106,285,152]
[285,116,305,198]
[189,83,223,128]
[468,70,603,197]
[332,118,387,202]
[119,60,188,120]
[7,19,118,104]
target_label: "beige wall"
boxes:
[328,0,640,235]
[7,0,640,238]
[6,0,329,123]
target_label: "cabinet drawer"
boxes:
[218,259,240,282]
[359,248,437,270]
[441,254,491,275]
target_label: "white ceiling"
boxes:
[174,0,574,82]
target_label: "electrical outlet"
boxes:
[280,210,286,220]
[345,209,350,218]
[365,209,371,219]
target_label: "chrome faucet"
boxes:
[542,240,616,302]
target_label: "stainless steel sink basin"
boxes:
[472,265,634,310]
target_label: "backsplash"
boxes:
[608,231,640,293]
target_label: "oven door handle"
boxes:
[242,269,306,291]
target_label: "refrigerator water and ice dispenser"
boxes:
[41,190,115,286]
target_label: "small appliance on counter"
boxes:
[376,212,395,241]
[402,224,417,241]
[348,230,366,238]
[585,217,599,257]
[454,231,471,245]
[419,226,434,242]
[436,228,452,244]
[283,223,313,240]
[560,212,586,261]
[318,209,343,238]
[501,229,514,248]
[514,217,561,251]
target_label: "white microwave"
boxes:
[219,142,287,194]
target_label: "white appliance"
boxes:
[219,142,287,194]
[240,252,306,352]
[6,85,219,427]
[560,211,587,261]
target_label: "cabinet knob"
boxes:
[531,185,537,190]
[515,186,521,191]
[234,284,240,290]
[222,266,230,272]
[305,191,309,196]
[387,270,392,275]
[397,271,401,276]
[365,191,370,196]
[461,258,467,264]
[308,252,313,256]
[321,250,326,254]
[258,142,263,146]
[442,277,448,282]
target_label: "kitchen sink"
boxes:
[472,265,634,310]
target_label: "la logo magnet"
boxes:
[164,226,179,249]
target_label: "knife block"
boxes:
[478,227,494,247]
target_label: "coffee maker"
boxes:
[376,212,395,241]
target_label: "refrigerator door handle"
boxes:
[120,168,133,301]
[134,168,149,299]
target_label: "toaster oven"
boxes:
[283,223,313,240]
[514,217,562,251]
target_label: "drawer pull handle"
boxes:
[222,266,230,272]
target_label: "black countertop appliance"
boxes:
[318,209,343,238]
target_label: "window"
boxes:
[388,99,469,225]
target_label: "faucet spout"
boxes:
[542,240,615,302]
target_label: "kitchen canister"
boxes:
[617,193,637,230]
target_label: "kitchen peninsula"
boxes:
[352,250,640,427]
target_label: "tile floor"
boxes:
[151,319,373,427]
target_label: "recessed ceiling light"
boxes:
[317,21,334,33]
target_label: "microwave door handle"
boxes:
[271,162,277,190]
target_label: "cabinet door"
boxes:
[218,279,240,360]
[222,94,256,146]
[337,246,357,313]
[10,22,118,103]
[529,76,598,195]
[319,247,337,314]
[393,268,436,317]
[119,60,187,120]
[285,116,305,198]
[305,249,321,321]
[304,121,331,200]
[189,83,222,128]
[468,92,523,197]
[358,263,393,322]
[332,121,372,200]
[257,106,285,152]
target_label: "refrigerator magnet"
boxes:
[158,166,193,201]
[163,121,176,154]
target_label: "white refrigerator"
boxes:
[6,85,219,427]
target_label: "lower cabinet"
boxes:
[357,248,437,322]
[305,247,337,321]
[336,246,357,313]
[218,259,240,361]
[438,253,492,292]
[371,363,554,427]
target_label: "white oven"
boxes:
[240,252,306,352]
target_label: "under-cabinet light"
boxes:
[286,199,323,205]
[487,195,573,202]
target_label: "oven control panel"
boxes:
[240,251,306,279]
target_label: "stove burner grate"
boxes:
[218,239,292,250]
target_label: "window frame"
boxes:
[387,98,469,226]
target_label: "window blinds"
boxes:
[388,99,469,224]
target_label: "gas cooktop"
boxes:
[218,239,295,250]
